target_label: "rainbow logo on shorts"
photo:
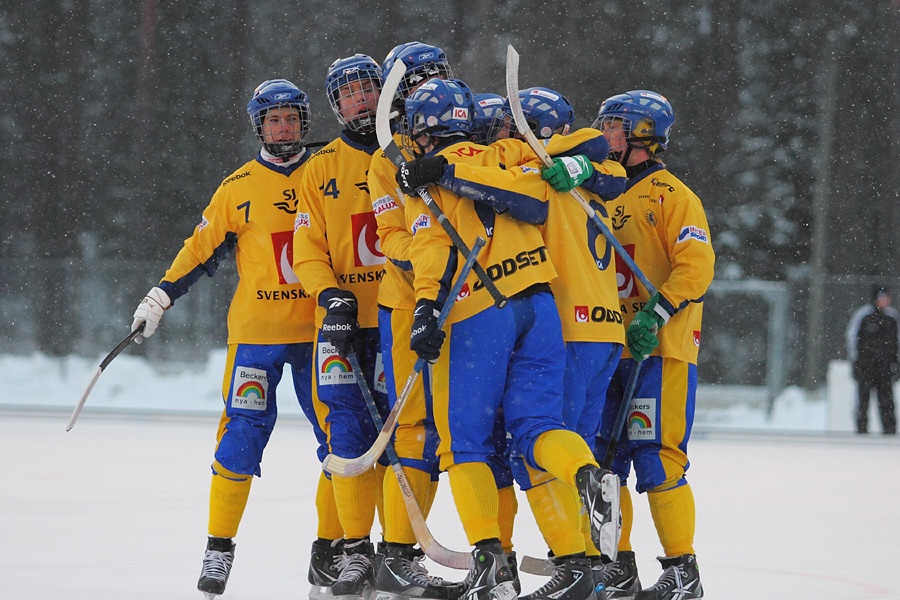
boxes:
[236,381,265,399]
[322,355,352,374]
[629,411,651,429]
[377,371,386,384]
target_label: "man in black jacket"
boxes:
[846,286,900,434]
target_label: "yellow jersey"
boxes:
[160,153,316,344]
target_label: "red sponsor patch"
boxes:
[456,282,470,302]
[271,230,300,285]
[351,212,386,267]
[693,330,701,346]
[574,305,589,322]
[615,244,639,299]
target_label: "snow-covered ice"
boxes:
[2,351,899,599]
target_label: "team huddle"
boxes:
[130,41,714,600]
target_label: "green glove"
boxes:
[541,155,594,193]
[626,293,671,361]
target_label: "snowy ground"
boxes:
[3,352,900,599]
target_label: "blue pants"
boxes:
[431,290,566,472]
[510,340,622,490]
[214,342,324,476]
[314,327,390,461]
[599,356,697,493]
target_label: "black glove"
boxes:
[318,288,359,357]
[410,298,446,363]
[396,156,448,195]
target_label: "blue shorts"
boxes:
[510,340,622,490]
[599,356,697,493]
[431,290,566,472]
[214,342,322,476]
[313,327,390,461]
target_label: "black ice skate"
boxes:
[462,541,518,600]
[331,537,375,599]
[506,551,521,595]
[373,543,465,600]
[575,465,621,557]
[593,551,641,599]
[636,554,702,600]
[197,536,235,599]
[309,537,345,599]
[520,555,595,600]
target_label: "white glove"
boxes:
[131,287,171,343]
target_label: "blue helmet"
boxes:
[471,93,505,145]
[487,87,575,143]
[383,41,453,108]
[247,79,310,158]
[325,54,383,133]
[402,78,473,155]
[592,90,674,153]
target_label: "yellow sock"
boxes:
[647,482,695,557]
[448,462,500,545]
[532,430,597,485]
[618,485,634,553]
[331,468,377,540]
[526,478,585,557]
[208,462,253,539]
[498,485,518,553]
[316,472,344,540]
[375,463,387,536]
[383,465,432,544]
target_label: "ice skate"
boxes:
[520,555,595,600]
[332,538,375,599]
[372,543,465,600]
[197,536,235,598]
[461,542,517,600]
[575,465,621,557]
[593,551,641,599]
[309,538,345,600]
[636,554,702,600]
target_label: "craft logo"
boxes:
[373,195,399,216]
[318,343,355,386]
[693,330,701,347]
[232,367,268,411]
[574,305,589,323]
[627,398,656,441]
[294,211,310,231]
[456,282,471,302]
[411,214,431,235]
[271,231,301,285]
[452,107,469,120]
[351,212,386,267]
[197,215,209,231]
[374,353,387,394]
[677,225,709,245]
[615,244,639,299]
